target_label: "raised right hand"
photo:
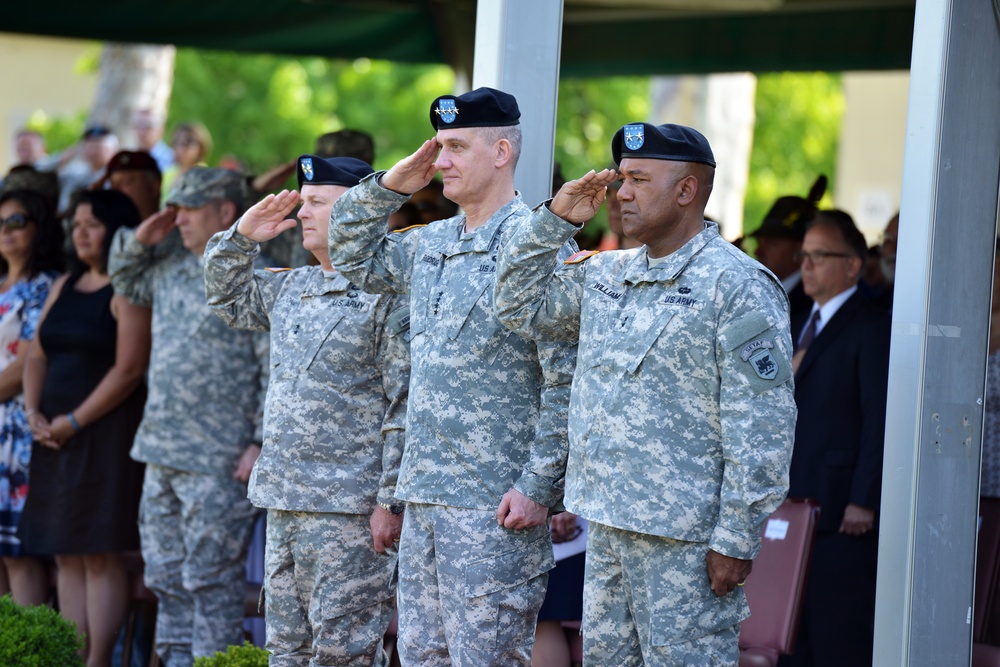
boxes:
[134,207,179,246]
[236,190,301,242]
[381,138,440,195]
[549,168,619,225]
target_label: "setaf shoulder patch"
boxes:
[740,339,778,380]
[564,249,600,265]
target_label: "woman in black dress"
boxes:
[20,189,151,667]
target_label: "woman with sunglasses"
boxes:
[0,188,63,606]
[19,189,150,667]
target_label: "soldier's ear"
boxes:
[677,175,699,206]
[495,138,513,169]
[220,199,238,226]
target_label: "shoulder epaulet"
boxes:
[563,250,600,265]
[264,267,293,273]
[391,223,428,234]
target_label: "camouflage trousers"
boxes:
[396,503,554,667]
[582,521,748,667]
[264,510,396,667]
[139,464,259,667]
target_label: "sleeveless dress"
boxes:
[0,273,55,556]
[18,272,147,554]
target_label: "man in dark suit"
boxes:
[782,209,890,667]
[751,177,827,327]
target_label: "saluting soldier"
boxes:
[493,123,797,666]
[203,156,410,666]
[109,168,269,667]
[326,87,577,667]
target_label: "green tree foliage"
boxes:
[744,72,843,234]
[168,49,455,176]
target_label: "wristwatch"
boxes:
[378,501,405,515]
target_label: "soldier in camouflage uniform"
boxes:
[203,155,410,667]
[493,123,797,667]
[109,168,269,667]
[326,88,577,667]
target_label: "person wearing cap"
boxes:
[327,87,577,666]
[203,156,411,666]
[751,176,827,330]
[100,150,162,219]
[494,122,796,665]
[109,167,270,667]
[57,126,119,216]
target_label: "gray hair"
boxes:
[480,124,522,171]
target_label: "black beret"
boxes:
[429,87,520,130]
[751,175,828,240]
[297,155,374,189]
[612,122,716,168]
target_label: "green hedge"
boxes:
[0,595,85,667]
[193,641,269,667]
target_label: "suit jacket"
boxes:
[787,280,813,333]
[789,291,891,534]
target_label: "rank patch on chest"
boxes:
[740,338,778,380]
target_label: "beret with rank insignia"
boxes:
[297,155,373,189]
[430,87,520,130]
[612,122,716,168]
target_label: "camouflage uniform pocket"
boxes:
[459,534,553,650]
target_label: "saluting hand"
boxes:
[134,206,179,246]
[381,138,440,195]
[549,168,619,225]
[236,190,301,242]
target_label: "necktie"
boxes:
[797,310,821,350]
[793,310,821,373]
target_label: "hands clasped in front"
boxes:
[28,412,75,450]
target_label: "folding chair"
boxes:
[738,498,820,667]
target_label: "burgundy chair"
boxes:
[738,498,820,667]
[973,497,1000,665]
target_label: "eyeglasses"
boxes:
[793,250,852,265]
[0,214,32,230]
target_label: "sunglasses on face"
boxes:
[0,214,32,230]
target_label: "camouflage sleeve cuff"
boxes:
[370,171,414,202]
[514,471,563,508]
[226,220,260,253]
[532,199,588,242]
[121,228,152,258]
[708,524,761,561]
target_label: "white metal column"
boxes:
[472,0,564,207]
[874,0,1000,664]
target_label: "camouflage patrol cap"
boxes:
[314,129,375,164]
[166,167,249,209]
[0,166,60,211]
